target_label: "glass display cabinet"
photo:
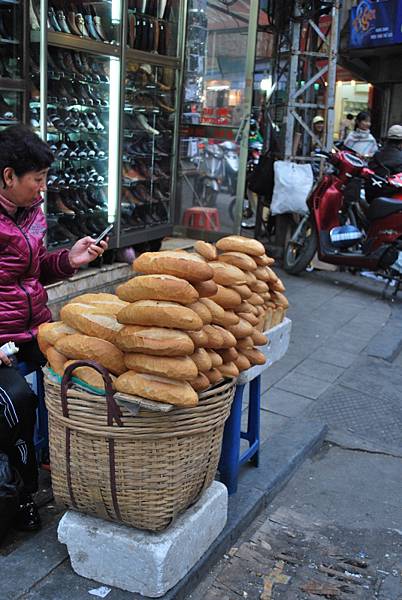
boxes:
[26,0,186,251]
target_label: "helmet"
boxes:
[313,115,324,125]
[387,124,402,140]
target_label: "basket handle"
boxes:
[61,360,123,427]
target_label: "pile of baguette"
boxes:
[38,235,288,408]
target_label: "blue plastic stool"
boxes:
[218,375,261,494]
[17,362,48,461]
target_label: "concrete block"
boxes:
[58,481,228,598]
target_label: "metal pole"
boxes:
[284,5,301,160]
[325,0,340,152]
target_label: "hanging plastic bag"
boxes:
[271,161,313,215]
[0,452,22,543]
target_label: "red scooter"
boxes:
[283,150,402,291]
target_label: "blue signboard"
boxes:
[349,0,402,49]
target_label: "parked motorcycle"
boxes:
[195,140,239,207]
[283,149,402,290]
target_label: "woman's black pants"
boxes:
[0,341,46,494]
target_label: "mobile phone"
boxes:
[93,223,114,246]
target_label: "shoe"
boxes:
[48,6,62,32]
[85,13,102,41]
[75,12,89,37]
[57,9,71,33]
[68,10,82,36]
[0,95,15,120]
[135,113,160,136]
[92,7,108,42]
[13,494,41,532]
[30,0,40,30]
[55,194,75,215]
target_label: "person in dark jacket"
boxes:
[369,124,402,177]
[0,125,108,532]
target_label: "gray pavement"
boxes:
[190,267,402,600]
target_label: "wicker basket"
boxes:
[45,361,235,532]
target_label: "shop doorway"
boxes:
[175,0,259,239]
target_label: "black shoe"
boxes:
[13,495,41,532]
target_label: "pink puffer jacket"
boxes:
[0,199,75,345]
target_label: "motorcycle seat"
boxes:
[366,196,402,220]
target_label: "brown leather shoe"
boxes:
[55,194,75,215]
[68,11,82,36]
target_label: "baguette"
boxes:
[203,324,224,349]
[216,235,265,256]
[270,291,289,308]
[248,292,264,306]
[209,285,242,309]
[38,321,76,346]
[255,266,274,283]
[115,371,198,406]
[188,328,209,348]
[67,313,123,344]
[271,278,286,293]
[237,312,259,326]
[55,334,126,375]
[123,353,198,380]
[234,301,253,314]
[237,336,254,351]
[46,346,67,376]
[249,280,269,294]
[218,347,239,362]
[116,274,199,304]
[231,284,252,300]
[205,368,223,385]
[191,348,212,372]
[69,293,128,315]
[242,270,257,286]
[193,279,218,297]
[218,252,257,271]
[199,298,225,321]
[117,300,203,331]
[211,325,237,348]
[254,254,274,266]
[188,301,212,325]
[220,361,239,378]
[252,330,268,346]
[211,310,240,328]
[64,360,116,390]
[115,326,194,356]
[208,261,247,286]
[234,354,251,372]
[241,347,266,366]
[227,318,254,339]
[191,373,210,392]
[133,251,213,282]
[206,350,223,368]
[194,241,217,261]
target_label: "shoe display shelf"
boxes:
[28,0,187,251]
[0,0,30,128]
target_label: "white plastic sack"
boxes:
[271,161,313,215]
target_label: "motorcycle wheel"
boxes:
[283,215,317,275]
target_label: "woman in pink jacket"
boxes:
[0,125,108,532]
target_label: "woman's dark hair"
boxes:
[354,111,371,130]
[346,113,354,120]
[0,124,54,180]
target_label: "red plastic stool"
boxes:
[182,207,221,231]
